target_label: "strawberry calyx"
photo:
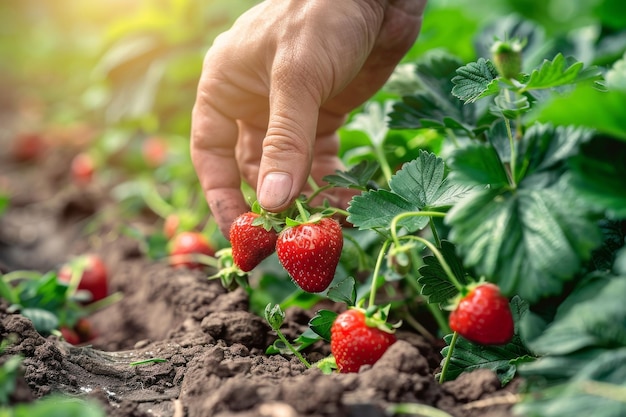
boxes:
[209,247,249,290]
[361,305,402,335]
[249,200,285,232]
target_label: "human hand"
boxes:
[191,0,427,237]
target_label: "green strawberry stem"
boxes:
[1,270,44,282]
[294,198,310,222]
[366,239,392,308]
[502,90,518,188]
[387,402,455,417]
[83,291,124,314]
[429,217,441,247]
[439,331,459,383]
[389,211,463,291]
[265,304,311,368]
[275,329,311,368]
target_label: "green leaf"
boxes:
[388,53,476,132]
[606,53,626,91]
[326,277,357,306]
[309,309,338,342]
[448,143,510,187]
[569,136,626,218]
[522,54,587,91]
[451,58,500,104]
[347,151,473,232]
[11,395,106,417]
[344,101,391,147]
[20,308,59,334]
[347,189,428,232]
[516,348,626,417]
[389,150,475,209]
[0,194,8,216]
[417,240,470,304]
[532,85,626,140]
[528,275,626,356]
[516,124,593,180]
[446,184,602,302]
[322,160,380,190]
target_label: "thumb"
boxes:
[257,70,322,212]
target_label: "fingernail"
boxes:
[259,172,292,209]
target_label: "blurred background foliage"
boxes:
[1,0,624,140]
[0,0,624,185]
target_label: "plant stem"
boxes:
[388,403,455,417]
[503,89,517,188]
[439,331,459,383]
[374,145,394,184]
[389,212,461,292]
[275,328,311,368]
[368,239,392,308]
[429,217,441,248]
[294,199,309,221]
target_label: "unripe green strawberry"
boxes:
[229,211,278,272]
[449,283,514,345]
[491,39,524,80]
[276,217,342,293]
[331,308,397,373]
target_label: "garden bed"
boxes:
[0,138,518,417]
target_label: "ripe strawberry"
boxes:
[58,254,108,303]
[74,318,97,343]
[11,132,47,162]
[449,283,514,345]
[59,327,81,345]
[141,136,168,167]
[169,231,215,269]
[70,152,95,185]
[229,212,278,272]
[276,217,343,293]
[331,309,397,373]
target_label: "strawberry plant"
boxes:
[206,20,626,415]
[58,254,109,304]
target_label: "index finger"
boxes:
[191,83,248,238]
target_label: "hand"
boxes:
[191,0,427,237]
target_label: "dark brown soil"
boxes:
[0,128,520,417]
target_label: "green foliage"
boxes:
[347,151,472,234]
[1,272,85,334]
[1,395,106,417]
[417,240,471,305]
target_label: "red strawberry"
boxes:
[74,318,97,343]
[141,136,168,167]
[70,152,95,185]
[169,231,215,269]
[58,254,108,303]
[11,132,47,162]
[449,283,514,345]
[229,212,278,272]
[59,327,81,345]
[276,217,343,293]
[331,309,397,373]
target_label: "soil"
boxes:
[0,123,520,417]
